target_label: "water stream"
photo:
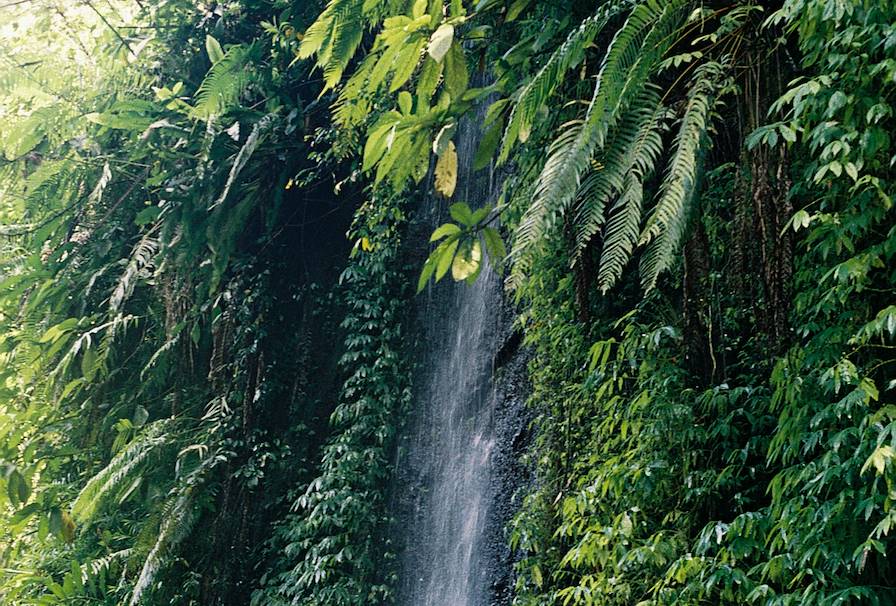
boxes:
[392,100,513,606]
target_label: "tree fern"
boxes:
[639,61,730,291]
[507,0,684,289]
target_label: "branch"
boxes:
[82,0,134,56]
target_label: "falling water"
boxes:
[392,96,515,606]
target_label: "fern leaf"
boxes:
[72,419,173,523]
[507,0,683,289]
[639,61,729,291]
[110,234,159,313]
[210,114,276,209]
[191,45,254,119]
[571,86,663,260]
[498,4,620,162]
[597,173,644,291]
[129,455,217,606]
[300,0,366,91]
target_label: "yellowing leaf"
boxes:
[532,563,543,587]
[862,445,896,475]
[435,140,458,198]
[428,24,455,62]
[60,510,75,543]
[452,239,481,281]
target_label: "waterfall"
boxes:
[392,97,528,606]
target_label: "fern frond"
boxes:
[597,173,644,291]
[498,4,621,162]
[509,117,584,284]
[571,86,663,260]
[80,549,132,586]
[129,455,217,606]
[191,45,254,119]
[210,114,276,209]
[72,419,174,523]
[109,234,159,313]
[639,61,729,291]
[507,0,684,289]
[299,0,365,91]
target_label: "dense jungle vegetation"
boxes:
[0,0,894,604]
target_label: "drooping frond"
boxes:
[129,455,217,606]
[110,234,159,313]
[594,99,666,290]
[498,3,622,162]
[639,61,730,291]
[211,113,277,209]
[192,45,254,119]
[571,86,663,260]
[597,173,645,291]
[71,419,174,524]
[507,0,684,289]
[299,0,366,91]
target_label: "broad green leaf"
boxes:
[398,91,413,115]
[482,227,506,263]
[449,202,474,226]
[443,43,469,99]
[417,253,439,292]
[135,206,162,226]
[435,239,459,280]
[433,122,457,155]
[430,223,461,241]
[507,0,533,20]
[205,35,225,64]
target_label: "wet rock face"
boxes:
[388,85,532,606]
[482,322,532,606]
[390,263,531,606]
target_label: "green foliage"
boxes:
[505,2,896,605]
[417,202,503,291]
[254,193,411,606]
[2,2,896,606]
[0,1,379,604]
